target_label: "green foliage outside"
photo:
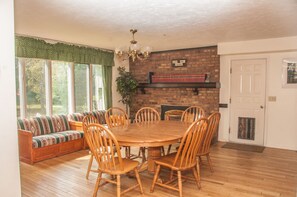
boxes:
[74,64,88,112]
[15,58,105,117]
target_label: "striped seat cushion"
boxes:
[32,130,84,148]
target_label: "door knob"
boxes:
[260,105,264,109]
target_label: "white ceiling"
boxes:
[15,0,297,51]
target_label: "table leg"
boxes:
[147,147,162,173]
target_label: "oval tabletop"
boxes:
[110,120,191,147]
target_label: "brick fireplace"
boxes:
[130,46,220,118]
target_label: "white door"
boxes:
[229,59,266,145]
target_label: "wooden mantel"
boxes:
[137,82,220,95]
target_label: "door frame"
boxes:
[228,57,268,146]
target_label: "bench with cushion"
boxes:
[17,114,84,164]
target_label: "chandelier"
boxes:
[115,29,152,62]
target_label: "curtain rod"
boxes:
[15,33,114,53]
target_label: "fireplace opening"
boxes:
[160,105,189,120]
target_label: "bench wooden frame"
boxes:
[18,121,84,164]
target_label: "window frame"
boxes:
[17,58,105,118]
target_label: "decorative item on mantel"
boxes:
[115,29,152,62]
[171,59,187,67]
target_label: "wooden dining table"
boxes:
[110,120,191,172]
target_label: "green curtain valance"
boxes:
[15,36,114,66]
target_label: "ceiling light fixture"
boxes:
[115,29,152,62]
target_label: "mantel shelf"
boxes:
[137,82,220,95]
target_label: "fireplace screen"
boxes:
[238,117,255,140]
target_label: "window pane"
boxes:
[52,61,69,114]
[25,59,46,117]
[92,65,105,110]
[74,64,88,112]
[15,58,21,118]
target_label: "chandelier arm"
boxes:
[115,29,151,62]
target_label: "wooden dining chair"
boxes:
[105,107,131,158]
[165,109,184,155]
[197,112,221,173]
[135,107,160,123]
[181,106,205,123]
[167,106,205,155]
[105,107,129,128]
[150,118,208,197]
[85,123,143,197]
[82,114,99,180]
[135,107,163,158]
[165,110,184,121]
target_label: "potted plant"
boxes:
[116,66,138,113]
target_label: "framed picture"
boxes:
[171,59,187,67]
[282,58,297,88]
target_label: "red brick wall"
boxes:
[130,46,220,117]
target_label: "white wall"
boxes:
[0,0,22,196]
[112,56,129,109]
[218,36,297,150]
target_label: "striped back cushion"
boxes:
[17,116,51,136]
[17,115,70,136]
[17,118,33,133]
[50,115,70,133]
[83,110,106,124]
[67,113,84,122]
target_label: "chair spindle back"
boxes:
[135,107,160,123]
[181,106,205,123]
[173,118,208,168]
[85,123,123,172]
[199,112,221,155]
[82,114,99,131]
[105,107,129,128]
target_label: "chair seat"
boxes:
[154,153,196,171]
[32,130,84,148]
[98,158,139,175]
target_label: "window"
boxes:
[25,59,47,117]
[92,64,105,110]
[74,64,89,112]
[16,58,106,118]
[52,61,69,115]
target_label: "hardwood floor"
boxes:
[20,142,297,197]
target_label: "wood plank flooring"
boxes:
[20,142,297,197]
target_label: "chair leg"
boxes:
[134,168,144,194]
[167,144,172,155]
[196,162,201,183]
[169,170,174,181]
[161,146,165,156]
[206,153,214,173]
[192,167,201,189]
[141,147,146,162]
[198,156,202,164]
[137,147,142,158]
[125,146,130,159]
[177,171,183,197]
[93,171,102,197]
[86,154,94,180]
[117,175,121,197]
[150,164,161,192]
